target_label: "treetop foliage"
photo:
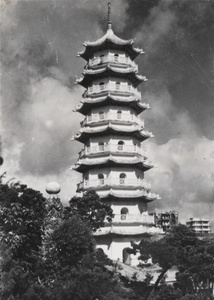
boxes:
[64,190,114,231]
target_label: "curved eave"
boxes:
[72,127,152,143]
[75,95,149,115]
[100,191,160,203]
[78,28,144,61]
[72,159,153,173]
[76,66,146,88]
[94,226,164,237]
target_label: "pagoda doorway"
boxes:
[123,247,131,265]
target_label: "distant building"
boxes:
[154,211,179,232]
[186,218,211,234]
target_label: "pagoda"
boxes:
[72,4,162,263]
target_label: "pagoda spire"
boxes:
[107,2,112,29]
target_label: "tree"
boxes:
[167,225,214,295]
[0,179,140,300]
[63,190,114,231]
[149,285,182,300]
[130,225,214,300]
[0,176,47,299]
[49,215,95,269]
[43,215,138,300]
[130,238,176,297]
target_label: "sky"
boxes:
[1,0,214,229]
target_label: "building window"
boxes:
[98,173,104,185]
[117,110,122,119]
[114,53,119,62]
[116,81,120,90]
[119,173,126,184]
[121,207,129,220]
[99,82,105,91]
[99,111,105,120]
[118,140,124,150]
[98,141,105,151]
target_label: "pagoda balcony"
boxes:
[111,214,155,224]
[85,83,141,99]
[79,144,145,158]
[81,112,144,127]
[88,54,138,71]
[77,178,151,192]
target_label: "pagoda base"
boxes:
[94,225,164,264]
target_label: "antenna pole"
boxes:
[107,2,112,29]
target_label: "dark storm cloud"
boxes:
[1,0,100,176]
[1,0,127,180]
[123,0,214,226]
[125,0,214,141]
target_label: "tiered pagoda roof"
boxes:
[76,65,147,88]
[100,191,161,203]
[74,94,150,115]
[72,155,154,173]
[72,124,153,143]
[78,27,144,61]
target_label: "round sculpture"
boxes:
[46,181,61,195]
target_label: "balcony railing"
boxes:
[88,54,138,71]
[86,83,141,99]
[79,144,145,158]
[81,112,144,127]
[77,178,151,191]
[111,214,155,224]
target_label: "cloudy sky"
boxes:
[1,0,214,228]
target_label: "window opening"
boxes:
[116,81,120,91]
[117,110,122,119]
[99,111,105,120]
[114,53,119,62]
[121,207,129,220]
[98,141,105,151]
[98,173,104,185]
[99,82,105,91]
[118,140,124,151]
[119,173,126,184]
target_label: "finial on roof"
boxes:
[107,2,112,29]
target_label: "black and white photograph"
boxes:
[1,0,214,299]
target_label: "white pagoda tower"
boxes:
[72,4,162,263]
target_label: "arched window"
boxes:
[119,173,126,184]
[117,110,122,119]
[118,140,124,151]
[99,111,105,120]
[114,53,119,62]
[121,207,129,220]
[116,81,120,90]
[121,207,129,214]
[99,82,105,91]
[98,141,105,151]
[98,173,104,185]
